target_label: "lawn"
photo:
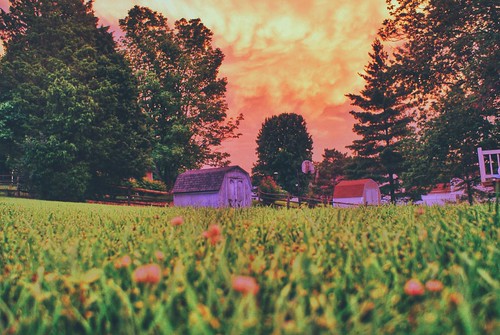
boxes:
[0,197,498,334]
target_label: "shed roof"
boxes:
[173,166,248,194]
[333,179,377,198]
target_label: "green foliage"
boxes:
[258,176,286,205]
[0,198,498,334]
[126,178,167,192]
[119,6,242,189]
[310,148,350,199]
[258,176,284,194]
[0,0,151,201]
[346,39,412,203]
[20,136,90,201]
[381,0,499,198]
[253,113,313,195]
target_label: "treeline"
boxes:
[252,1,498,204]
[344,0,499,203]
[0,1,241,201]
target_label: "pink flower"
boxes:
[132,264,162,284]
[449,292,463,305]
[202,224,222,245]
[404,279,425,296]
[114,255,132,269]
[425,280,444,292]
[155,251,165,261]
[171,216,184,226]
[232,276,259,295]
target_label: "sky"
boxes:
[0,0,389,172]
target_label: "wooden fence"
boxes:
[256,190,371,208]
[0,175,170,206]
[0,174,25,197]
[257,190,332,208]
[88,186,171,207]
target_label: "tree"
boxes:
[346,38,412,203]
[380,0,499,201]
[381,0,498,115]
[310,148,349,200]
[119,6,242,189]
[0,0,150,200]
[253,113,313,195]
[402,86,498,204]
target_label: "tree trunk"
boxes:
[465,177,473,205]
[388,171,396,204]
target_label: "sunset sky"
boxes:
[0,0,390,172]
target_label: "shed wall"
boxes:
[174,192,220,207]
[332,197,364,207]
[364,186,381,205]
[421,193,460,206]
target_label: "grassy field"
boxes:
[0,197,498,334]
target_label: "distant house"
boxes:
[421,183,464,205]
[477,147,500,186]
[144,171,154,181]
[332,179,381,207]
[173,166,252,208]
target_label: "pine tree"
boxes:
[346,39,412,203]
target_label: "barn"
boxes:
[332,179,381,207]
[421,183,464,205]
[173,166,252,208]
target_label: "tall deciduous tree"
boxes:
[119,6,242,189]
[346,38,412,203]
[381,0,499,201]
[0,0,150,200]
[253,113,313,195]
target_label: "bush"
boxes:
[258,176,287,205]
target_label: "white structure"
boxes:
[173,166,252,208]
[477,147,500,185]
[332,179,381,207]
[421,183,465,205]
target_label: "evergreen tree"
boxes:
[0,0,150,200]
[310,148,349,200]
[253,113,313,195]
[119,6,242,189]
[346,38,412,203]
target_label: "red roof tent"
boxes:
[333,179,375,198]
[332,179,381,206]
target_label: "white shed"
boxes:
[421,183,464,206]
[332,179,381,207]
[173,166,252,208]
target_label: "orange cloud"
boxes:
[1,0,389,172]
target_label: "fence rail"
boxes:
[90,186,172,207]
[257,190,334,208]
[256,190,375,208]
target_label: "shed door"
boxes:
[228,178,244,207]
[365,188,377,205]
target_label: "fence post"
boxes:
[16,176,20,197]
[286,194,290,209]
[127,186,131,206]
